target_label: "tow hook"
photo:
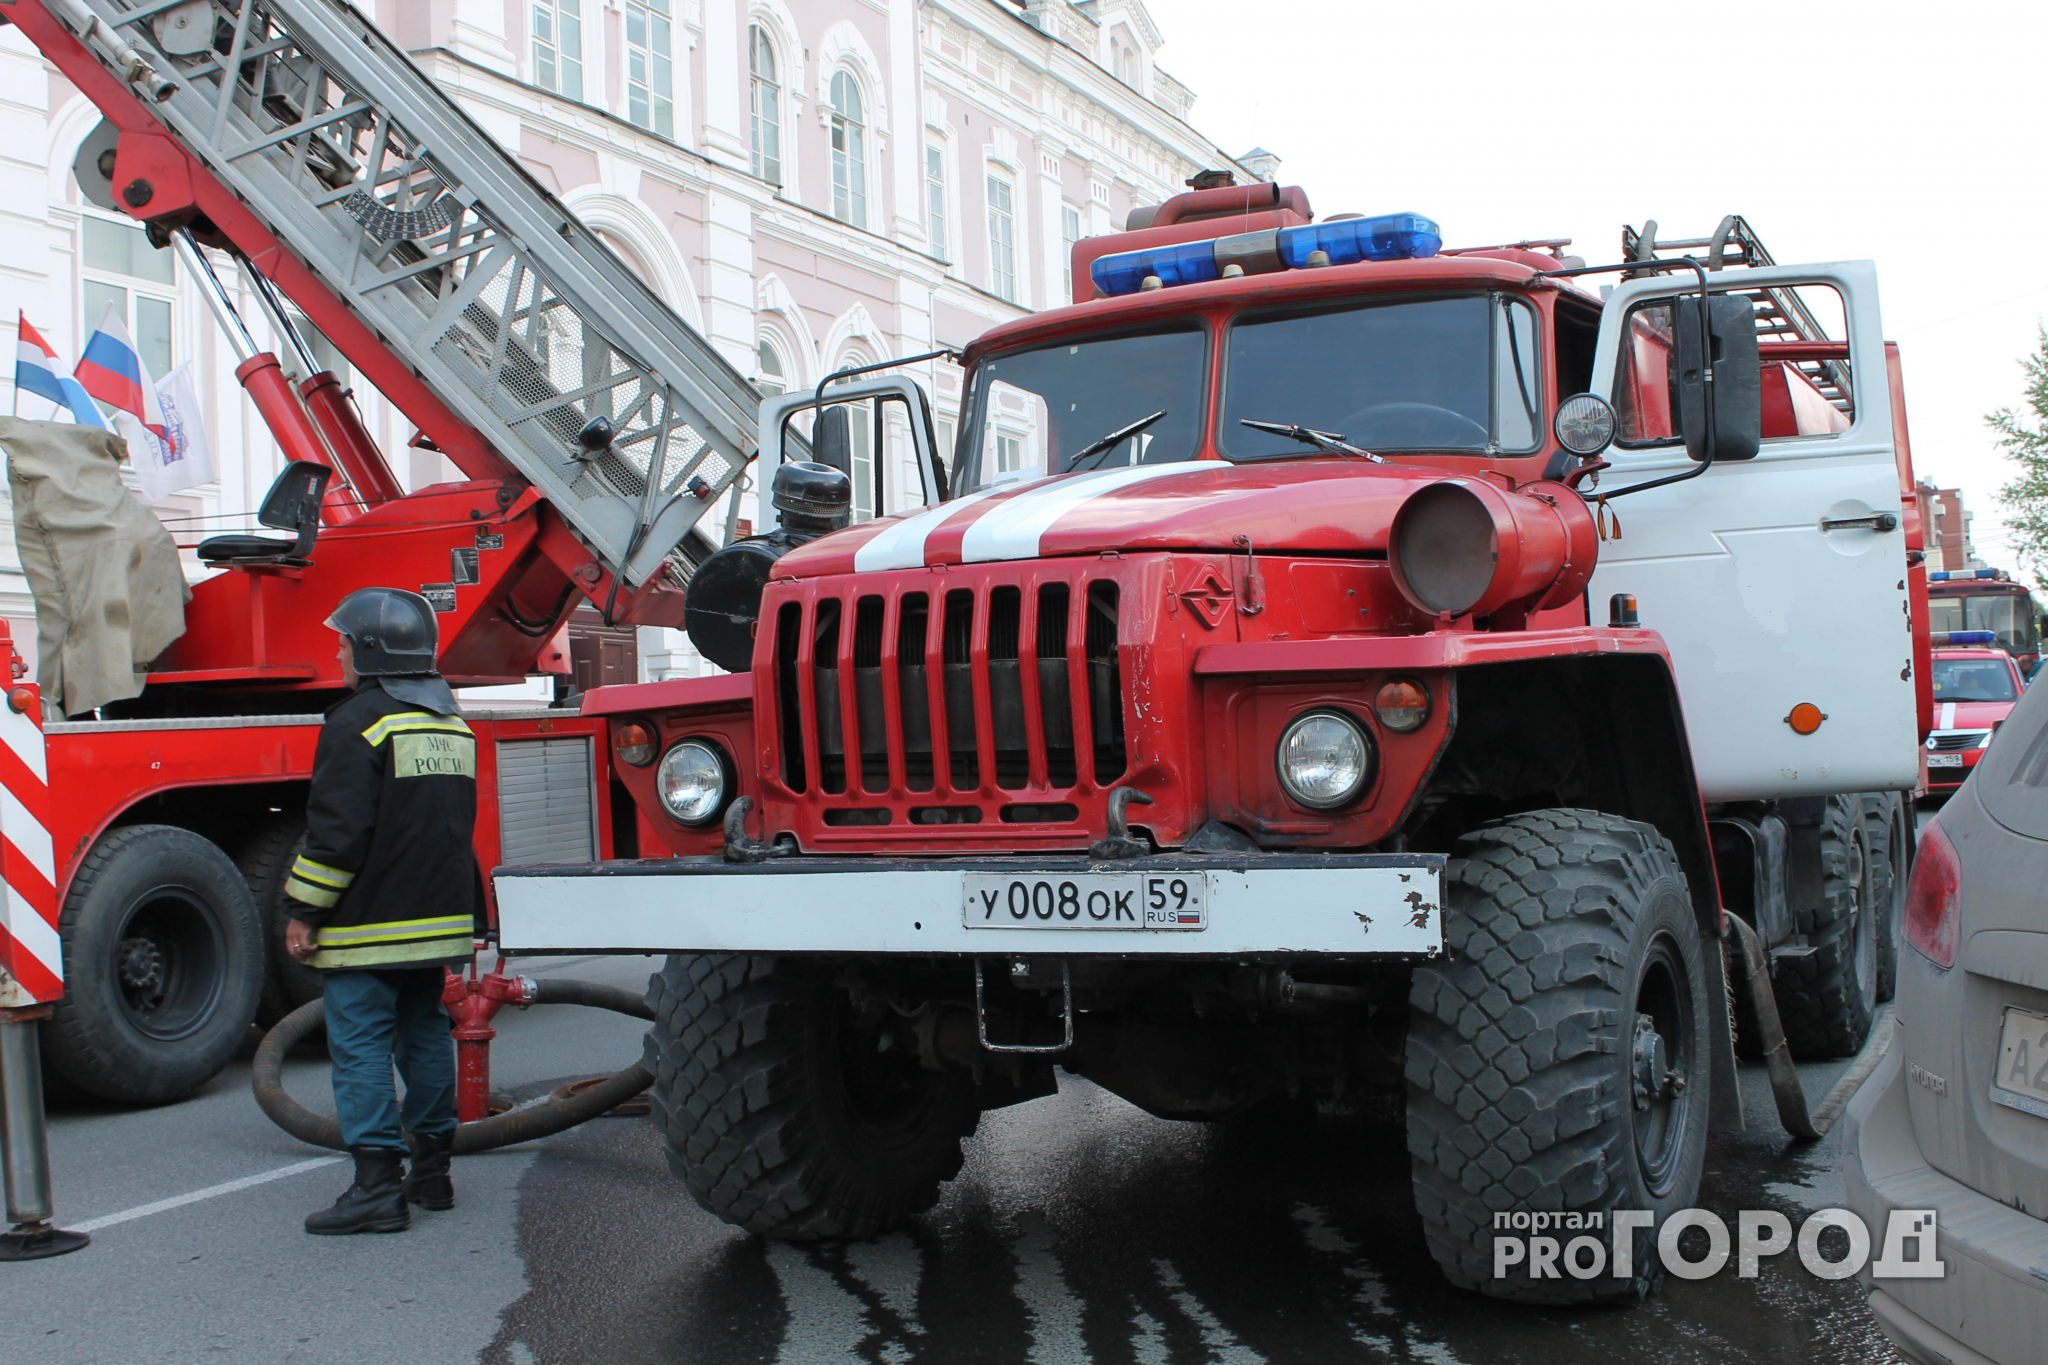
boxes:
[1089,788,1154,860]
[723,796,793,863]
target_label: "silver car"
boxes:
[1844,674,2048,1364]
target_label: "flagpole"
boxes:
[10,312,19,418]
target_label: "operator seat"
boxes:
[196,461,334,566]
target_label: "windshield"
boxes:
[1930,591,2039,654]
[954,325,1207,493]
[1932,657,2017,703]
[1219,294,1540,459]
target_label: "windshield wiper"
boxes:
[1233,419,1385,463]
[1065,410,1169,473]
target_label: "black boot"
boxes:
[305,1148,410,1235]
[403,1130,455,1211]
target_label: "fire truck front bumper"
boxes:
[493,853,1445,958]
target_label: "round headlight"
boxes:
[1276,710,1373,810]
[1553,393,1617,456]
[656,740,728,825]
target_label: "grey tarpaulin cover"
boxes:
[0,418,189,716]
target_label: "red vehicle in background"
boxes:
[1928,569,2042,674]
[1924,636,2026,792]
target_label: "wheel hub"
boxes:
[1630,1013,1684,1110]
[118,935,166,999]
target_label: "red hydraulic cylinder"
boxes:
[233,353,361,525]
[299,371,405,509]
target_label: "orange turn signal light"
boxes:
[1374,679,1431,733]
[613,720,658,766]
[1785,702,1827,736]
[6,687,34,715]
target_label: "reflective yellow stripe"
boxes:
[312,914,474,946]
[361,711,472,746]
[308,935,473,969]
[289,856,354,889]
[284,877,341,909]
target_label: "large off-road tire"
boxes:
[235,815,324,1026]
[42,825,265,1104]
[643,954,982,1240]
[1406,809,1713,1305]
[1866,793,1909,1005]
[1774,794,1879,1057]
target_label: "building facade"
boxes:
[1916,480,1984,574]
[0,0,1260,686]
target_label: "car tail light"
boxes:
[1903,818,1960,968]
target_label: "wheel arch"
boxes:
[1413,654,1721,933]
[69,779,311,896]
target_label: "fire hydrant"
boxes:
[442,961,538,1124]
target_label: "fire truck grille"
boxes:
[772,575,1126,817]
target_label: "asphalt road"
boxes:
[2,952,1901,1365]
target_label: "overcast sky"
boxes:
[1145,0,2048,576]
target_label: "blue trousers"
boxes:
[323,967,457,1151]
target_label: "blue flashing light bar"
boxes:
[1928,569,2006,581]
[1277,213,1442,269]
[1090,211,1442,298]
[1932,630,1999,646]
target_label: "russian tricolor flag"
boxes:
[75,303,165,438]
[13,312,107,430]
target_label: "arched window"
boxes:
[829,71,867,229]
[755,338,787,397]
[749,26,781,185]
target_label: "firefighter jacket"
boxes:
[283,681,480,970]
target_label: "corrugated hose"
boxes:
[250,978,653,1154]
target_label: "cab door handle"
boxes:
[1820,513,1898,533]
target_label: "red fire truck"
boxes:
[0,0,781,1107]
[1928,568,2042,673]
[495,204,1930,1303]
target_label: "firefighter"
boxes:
[283,586,479,1235]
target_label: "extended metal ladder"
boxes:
[47,0,759,588]
[1625,214,1852,414]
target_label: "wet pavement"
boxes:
[4,951,1901,1365]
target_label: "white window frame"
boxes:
[925,142,949,262]
[986,172,1017,303]
[749,23,782,185]
[829,70,868,230]
[755,335,789,398]
[624,0,674,139]
[79,210,177,392]
[1061,202,1082,301]
[532,0,585,102]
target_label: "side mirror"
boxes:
[813,405,853,475]
[1673,294,1761,463]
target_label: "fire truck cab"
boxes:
[496,194,1923,1303]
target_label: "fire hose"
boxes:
[251,975,654,1154]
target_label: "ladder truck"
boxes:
[0,0,889,1108]
[491,186,1933,1301]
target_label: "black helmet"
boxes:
[326,587,439,677]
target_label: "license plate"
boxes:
[962,871,1209,930]
[1992,1007,2048,1119]
[1929,753,1964,768]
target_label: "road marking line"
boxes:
[72,1156,347,1232]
